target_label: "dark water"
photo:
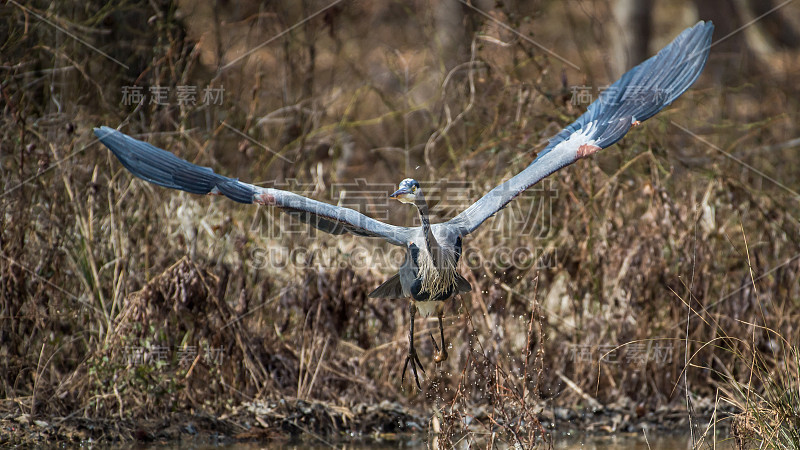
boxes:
[553,433,735,449]
[131,433,735,449]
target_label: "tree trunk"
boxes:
[611,0,654,77]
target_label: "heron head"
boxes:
[390,178,420,204]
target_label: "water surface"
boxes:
[129,432,735,449]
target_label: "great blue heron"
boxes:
[95,21,713,388]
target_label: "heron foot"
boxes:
[430,332,448,363]
[402,344,426,389]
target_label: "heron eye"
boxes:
[412,186,417,193]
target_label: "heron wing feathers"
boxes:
[446,21,713,235]
[455,273,472,293]
[541,21,712,156]
[95,126,410,245]
[368,274,405,298]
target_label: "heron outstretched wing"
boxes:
[95,126,411,246]
[446,21,714,236]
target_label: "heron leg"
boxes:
[402,302,425,389]
[433,311,448,363]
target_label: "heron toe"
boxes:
[402,346,425,389]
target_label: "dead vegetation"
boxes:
[2,0,800,446]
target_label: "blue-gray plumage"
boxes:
[447,21,714,236]
[95,21,713,389]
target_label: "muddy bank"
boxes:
[1,398,732,446]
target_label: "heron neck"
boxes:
[415,192,442,267]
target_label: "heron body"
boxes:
[372,182,469,305]
[95,21,714,389]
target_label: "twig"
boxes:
[555,370,602,410]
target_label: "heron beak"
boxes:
[390,188,415,204]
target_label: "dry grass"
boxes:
[2,0,800,446]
